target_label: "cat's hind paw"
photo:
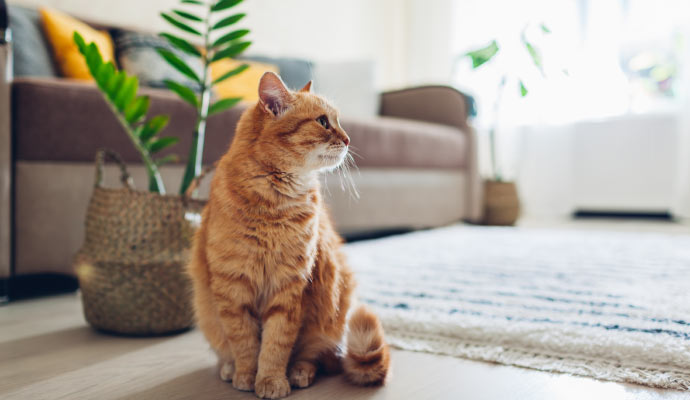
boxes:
[288,361,317,388]
[219,361,235,382]
[232,371,255,391]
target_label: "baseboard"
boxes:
[573,210,673,220]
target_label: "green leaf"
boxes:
[148,136,179,153]
[105,71,126,101]
[73,31,87,53]
[524,42,541,67]
[465,40,499,68]
[114,76,138,111]
[211,41,251,62]
[164,79,199,108]
[208,97,241,115]
[172,9,203,22]
[160,33,201,57]
[541,24,551,34]
[95,62,115,90]
[155,154,180,166]
[212,63,248,84]
[124,96,150,124]
[161,12,202,36]
[156,48,201,83]
[141,115,170,142]
[523,40,544,75]
[211,13,246,30]
[85,43,103,76]
[211,0,242,12]
[211,29,249,48]
[519,80,528,97]
[182,0,204,4]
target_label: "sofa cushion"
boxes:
[311,60,379,119]
[211,58,278,102]
[342,117,467,169]
[8,6,58,77]
[241,56,312,91]
[13,77,244,164]
[39,7,114,80]
[111,29,202,92]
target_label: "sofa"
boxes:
[0,4,481,286]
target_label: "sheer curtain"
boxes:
[672,24,690,219]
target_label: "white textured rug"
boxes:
[345,226,690,390]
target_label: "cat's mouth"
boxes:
[319,147,348,166]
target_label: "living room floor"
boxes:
[1,218,688,400]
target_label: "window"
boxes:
[451,0,689,127]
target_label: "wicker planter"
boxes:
[74,150,206,336]
[482,180,520,226]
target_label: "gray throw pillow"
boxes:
[8,6,58,77]
[112,29,202,92]
[241,55,312,91]
[311,60,379,119]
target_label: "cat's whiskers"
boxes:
[332,150,360,201]
[346,145,364,161]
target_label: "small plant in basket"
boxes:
[73,32,178,194]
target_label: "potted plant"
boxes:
[70,0,251,336]
[462,24,559,226]
[72,32,212,335]
[158,0,251,195]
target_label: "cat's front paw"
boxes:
[288,361,316,388]
[232,371,255,391]
[255,375,290,399]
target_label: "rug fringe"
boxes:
[387,331,690,391]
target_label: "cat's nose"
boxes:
[343,136,350,146]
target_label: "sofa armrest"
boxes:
[379,85,471,131]
[379,85,482,223]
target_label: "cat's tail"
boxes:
[342,304,390,386]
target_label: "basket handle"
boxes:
[183,162,217,199]
[94,148,135,190]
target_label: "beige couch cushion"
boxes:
[343,117,467,169]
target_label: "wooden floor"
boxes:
[1,219,689,400]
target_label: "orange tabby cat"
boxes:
[187,72,390,399]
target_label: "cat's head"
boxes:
[251,72,350,173]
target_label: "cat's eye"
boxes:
[316,115,330,129]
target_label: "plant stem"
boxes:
[179,3,212,196]
[489,76,507,182]
[104,97,166,193]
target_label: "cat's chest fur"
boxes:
[209,189,322,292]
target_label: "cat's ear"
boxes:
[300,80,312,93]
[258,72,293,116]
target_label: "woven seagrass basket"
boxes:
[74,149,207,336]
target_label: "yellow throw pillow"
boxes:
[40,8,114,80]
[211,59,279,102]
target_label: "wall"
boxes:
[8,0,410,89]
[403,0,455,86]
